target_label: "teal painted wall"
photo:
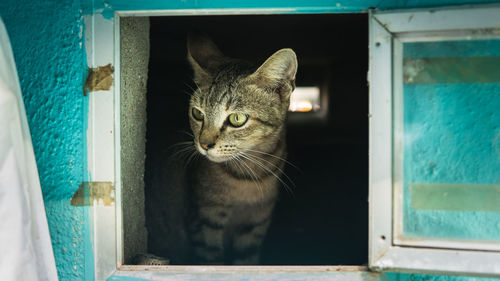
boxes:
[0,0,92,280]
[83,0,500,18]
[0,0,499,280]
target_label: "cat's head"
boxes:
[187,33,297,163]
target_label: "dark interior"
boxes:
[145,14,368,265]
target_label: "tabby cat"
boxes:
[146,33,297,265]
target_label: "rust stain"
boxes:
[83,64,114,96]
[71,182,115,206]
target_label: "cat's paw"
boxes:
[133,253,170,265]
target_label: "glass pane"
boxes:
[401,39,500,241]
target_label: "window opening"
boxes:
[121,13,368,266]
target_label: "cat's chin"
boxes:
[205,153,230,163]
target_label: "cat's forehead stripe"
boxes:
[208,80,238,107]
[203,63,253,108]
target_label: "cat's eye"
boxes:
[191,107,204,121]
[228,113,248,127]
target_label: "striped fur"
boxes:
[147,33,297,265]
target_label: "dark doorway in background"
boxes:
[144,14,368,265]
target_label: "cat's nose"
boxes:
[200,142,215,150]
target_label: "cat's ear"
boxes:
[247,48,298,99]
[187,32,226,85]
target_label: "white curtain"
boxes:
[0,17,58,281]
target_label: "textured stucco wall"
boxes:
[0,0,499,281]
[120,16,150,264]
[0,0,91,280]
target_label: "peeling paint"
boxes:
[83,63,114,96]
[71,182,115,206]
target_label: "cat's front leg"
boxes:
[189,204,230,265]
[231,219,271,265]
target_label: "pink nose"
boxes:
[201,143,215,150]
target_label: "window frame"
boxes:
[86,4,500,279]
[86,8,374,280]
[368,4,500,276]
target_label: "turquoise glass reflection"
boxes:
[401,39,500,241]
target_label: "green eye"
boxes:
[192,108,204,121]
[228,113,248,127]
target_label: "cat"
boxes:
[145,33,297,265]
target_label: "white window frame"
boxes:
[369,4,500,276]
[86,8,375,281]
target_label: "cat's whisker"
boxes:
[184,149,200,169]
[232,155,259,187]
[233,154,265,200]
[168,141,194,150]
[238,152,294,196]
[168,141,197,163]
[239,152,291,195]
[246,154,294,196]
[244,148,301,172]
[168,139,194,152]
[242,152,296,189]
[176,130,195,138]
[183,82,198,94]
[181,90,194,97]
[229,156,247,182]
[191,79,202,90]
[168,146,192,162]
